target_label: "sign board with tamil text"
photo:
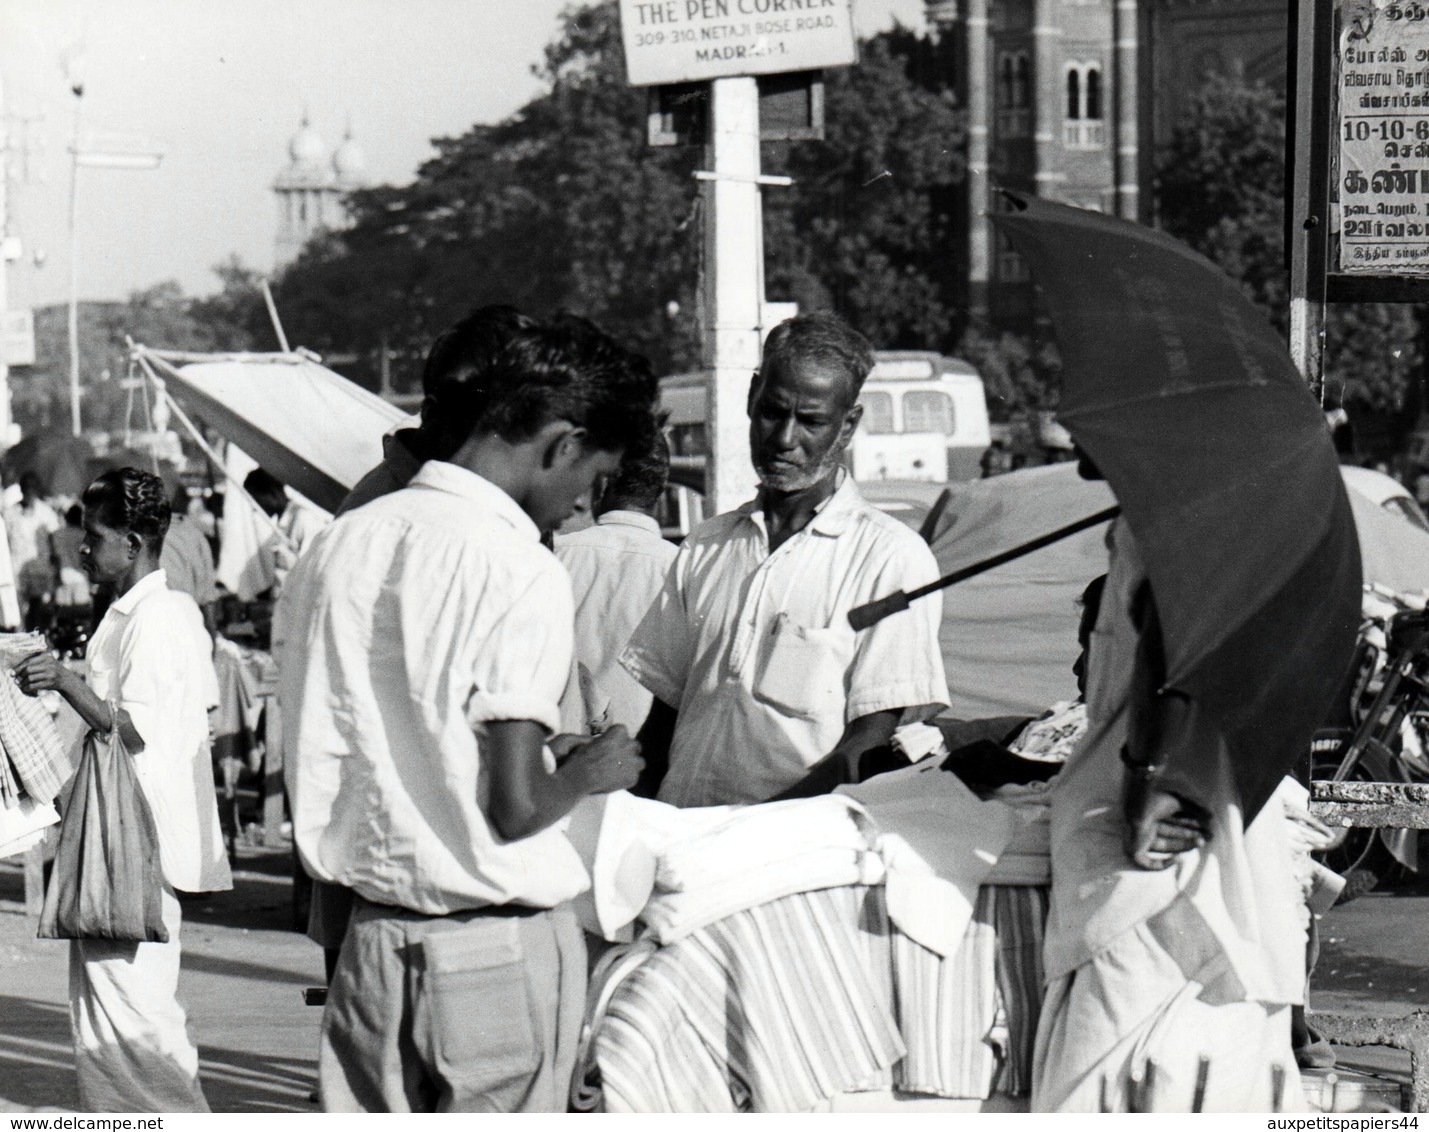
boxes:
[1337,2,1429,275]
[619,0,856,87]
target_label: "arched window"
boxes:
[1064,62,1107,148]
[996,50,1032,137]
[998,52,1016,108]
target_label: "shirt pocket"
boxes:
[752,612,854,724]
[421,917,539,1100]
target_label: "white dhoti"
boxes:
[69,888,210,1113]
[1033,522,1307,1113]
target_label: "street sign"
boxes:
[1337,4,1429,274]
[619,0,856,87]
[2,310,34,368]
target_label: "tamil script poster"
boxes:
[1338,1,1429,272]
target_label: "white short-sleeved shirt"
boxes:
[274,461,589,915]
[555,510,677,735]
[621,475,950,807]
[86,569,231,893]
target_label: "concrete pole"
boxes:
[67,88,82,437]
[701,76,763,516]
[1113,0,1139,221]
[965,0,991,318]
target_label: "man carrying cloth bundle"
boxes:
[622,312,949,807]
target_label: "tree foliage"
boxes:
[1156,73,1421,418]
[269,3,970,392]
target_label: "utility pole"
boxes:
[700,77,764,516]
[66,82,82,436]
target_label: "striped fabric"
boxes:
[593,883,1049,1111]
[597,886,905,1112]
[0,675,69,804]
[891,884,1048,1099]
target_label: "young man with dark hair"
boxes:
[622,312,950,806]
[17,467,230,1112]
[276,311,656,1112]
[556,423,677,735]
[339,306,535,515]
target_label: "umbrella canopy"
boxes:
[161,355,405,513]
[991,193,1362,820]
[927,463,1429,720]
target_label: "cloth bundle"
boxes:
[643,795,884,944]
[37,723,168,943]
[0,652,70,808]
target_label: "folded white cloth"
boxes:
[838,763,1035,956]
[567,792,733,941]
[644,848,886,944]
[656,794,872,892]
[0,795,59,861]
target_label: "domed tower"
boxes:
[273,112,363,270]
[331,122,367,192]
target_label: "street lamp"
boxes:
[66,81,162,437]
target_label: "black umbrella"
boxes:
[989,192,1361,821]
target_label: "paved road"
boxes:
[1314,870,1429,1017]
[2,847,1424,1113]
[0,847,323,1114]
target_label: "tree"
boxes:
[270,3,971,391]
[1156,73,1422,424]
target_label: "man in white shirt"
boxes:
[6,471,61,627]
[621,313,950,807]
[276,311,656,1112]
[244,469,330,596]
[17,468,230,1113]
[556,429,677,735]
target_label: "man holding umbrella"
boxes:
[980,195,1362,1112]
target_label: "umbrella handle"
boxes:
[847,505,1121,631]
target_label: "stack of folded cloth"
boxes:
[641,795,884,944]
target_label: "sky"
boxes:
[0,0,925,311]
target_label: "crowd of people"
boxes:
[6,304,1347,1114]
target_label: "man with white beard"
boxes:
[621,313,949,807]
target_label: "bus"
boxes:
[658,351,991,534]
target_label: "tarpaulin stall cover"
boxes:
[158,354,405,514]
[929,462,1429,721]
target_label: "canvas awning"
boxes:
[138,349,405,514]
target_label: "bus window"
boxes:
[861,390,895,434]
[903,390,956,436]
